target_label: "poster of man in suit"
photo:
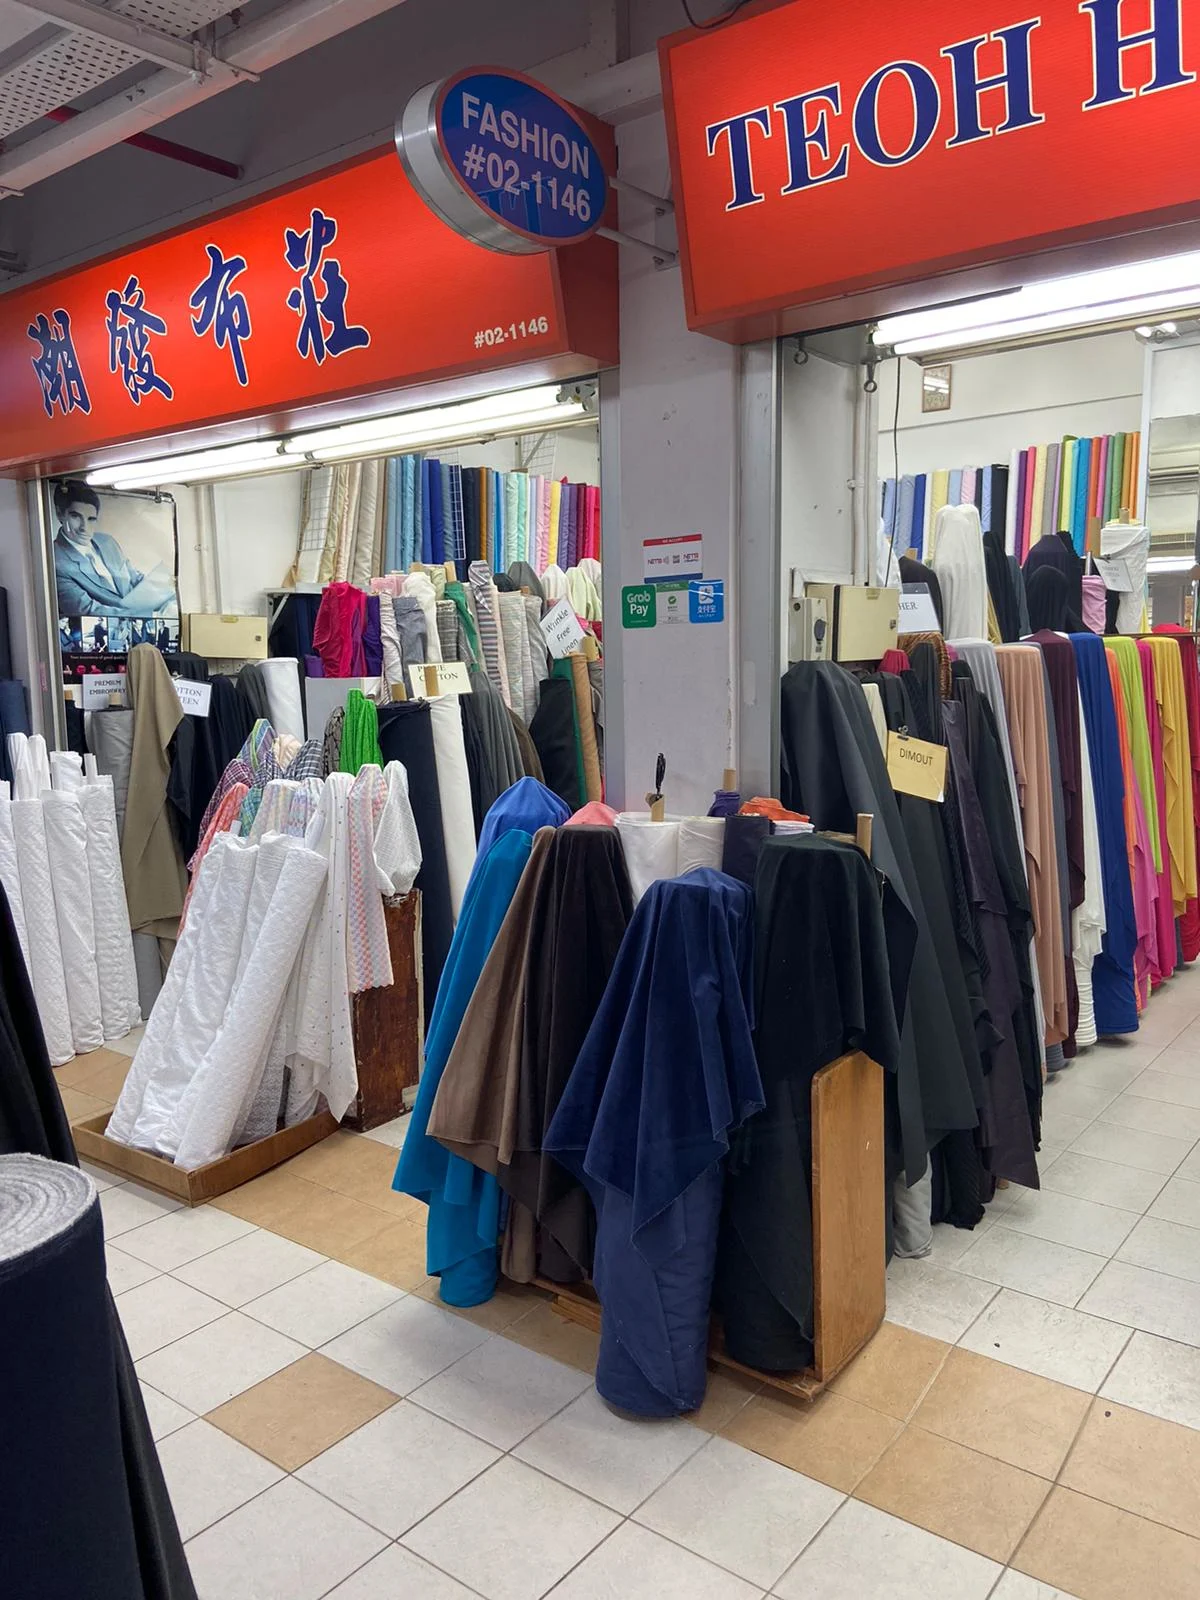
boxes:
[51,480,178,640]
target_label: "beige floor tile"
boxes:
[912,1348,1090,1479]
[53,1047,129,1088]
[854,1426,1051,1562]
[687,1368,761,1432]
[412,1275,540,1333]
[282,1131,421,1218]
[60,1085,111,1122]
[503,1299,601,1373]
[721,1387,899,1492]
[830,1320,949,1419]
[1061,1399,1200,1539]
[67,1054,132,1103]
[1015,1486,1200,1600]
[212,1169,394,1257]
[209,1167,318,1226]
[338,1218,430,1289]
[205,1351,398,1470]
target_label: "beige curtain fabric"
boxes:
[122,644,187,940]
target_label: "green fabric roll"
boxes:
[1106,636,1161,873]
[339,687,382,774]
[552,657,587,807]
[445,581,481,663]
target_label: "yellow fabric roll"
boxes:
[548,479,562,566]
[1059,439,1075,531]
[1149,637,1198,912]
[1030,445,1047,542]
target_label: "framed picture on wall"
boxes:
[921,364,952,413]
[49,480,179,639]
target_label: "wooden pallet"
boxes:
[535,1048,885,1403]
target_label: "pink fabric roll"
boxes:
[960,466,977,505]
[1139,640,1177,985]
[1081,575,1107,633]
[569,801,617,826]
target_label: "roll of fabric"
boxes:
[930,504,988,639]
[11,798,73,1065]
[569,652,602,801]
[377,701,454,1004]
[0,680,30,789]
[258,656,305,742]
[42,792,104,1055]
[615,815,679,901]
[123,646,187,942]
[1148,635,1197,916]
[429,695,478,920]
[339,688,383,774]
[78,780,141,1041]
[676,816,725,874]
[546,869,762,1414]
[0,783,29,969]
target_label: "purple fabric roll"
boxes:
[304,654,325,678]
[708,790,741,818]
[362,594,383,676]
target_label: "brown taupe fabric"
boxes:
[122,645,187,940]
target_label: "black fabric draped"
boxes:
[779,661,979,1183]
[985,528,1022,642]
[502,825,633,1282]
[717,836,899,1370]
[0,885,197,1600]
[1026,567,1085,634]
[0,678,30,788]
[167,675,255,862]
[898,555,945,633]
[269,592,322,665]
[377,700,454,1005]
[529,675,582,811]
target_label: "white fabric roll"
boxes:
[615,815,680,902]
[259,657,306,742]
[0,783,29,971]
[1005,449,1021,558]
[374,762,422,898]
[10,798,74,1066]
[41,793,104,1055]
[930,503,988,641]
[248,779,299,844]
[28,736,51,794]
[541,564,567,602]
[8,733,33,801]
[346,766,394,994]
[861,682,888,755]
[172,839,327,1169]
[78,780,140,1041]
[403,573,442,663]
[676,817,724,876]
[49,751,83,791]
[429,696,477,920]
[291,775,357,1121]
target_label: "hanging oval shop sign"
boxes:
[396,66,609,255]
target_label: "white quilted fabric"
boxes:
[0,783,29,970]
[42,792,104,1055]
[79,779,141,1041]
[10,797,73,1065]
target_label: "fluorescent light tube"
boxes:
[88,440,283,488]
[282,384,566,456]
[306,402,587,462]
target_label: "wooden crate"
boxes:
[534,1049,886,1403]
[344,890,423,1132]
[72,1109,339,1206]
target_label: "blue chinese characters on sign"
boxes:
[438,70,607,245]
[28,309,91,417]
[284,207,370,365]
[190,243,252,385]
[106,274,173,405]
[689,578,725,624]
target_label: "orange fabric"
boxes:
[738,797,809,823]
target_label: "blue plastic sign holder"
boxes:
[396,67,609,256]
[689,578,725,624]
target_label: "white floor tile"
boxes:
[157,1418,282,1540]
[320,1295,490,1396]
[954,1225,1106,1306]
[514,1388,706,1515]
[137,1310,307,1412]
[958,1288,1130,1391]
[172,1230,325,1307]
[1127,1068,1200,1110]
[884,1257,998,1341]
[1147,1046,1200,1081]
[99,1181,183,1238]
[297,1399,498,1538]
[139,1383,195,1442]
[81,1159,124,1191]
[928,1219,994,1267]
[323,1545,480,1600]
[1039,1152,1167,1213]
[552,1522,762,1599]
[403,1457,620,1600]
[106,1243,160,1295]
[994,1189,1139,1256]
[243,1259,402,1347]
[634,1435,842,1591]
[1069,1121,1194,1175]
[115,1275,227,1361]
[1078,1260,1200,1346]
[185,1476,387,1600]
[1149,1175,1200,1228]
[359,1114,410,1150]
[1037,1110,1094,1149]
[1041,1077,1121,1122]
[774,1499,1000,1600]
[990,1573,1083,1599]
[1056,1054,1147,1094]
[1116,1214,1200,1283]
[1178,1145,1200,1183]
[1100,1329,1200,1430]
[409,1334,590,1450]
[116,1206,256,1271]
[1098,1092,1200,1141]
[106,1024,145,1058]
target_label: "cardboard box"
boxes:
[183,613,269,660]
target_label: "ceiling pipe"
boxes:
[41,105,242,178]
[0,0,415,196]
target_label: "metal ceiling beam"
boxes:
[11,0,252,81]
[0,0,415,197]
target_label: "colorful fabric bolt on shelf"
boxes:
[339,689,383,775]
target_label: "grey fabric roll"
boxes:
[132,931,166,1019]
[436,600,459,663]
[892,1163,933,1257]
[469,666,523,790]
[392,595,428,673]
[508,561,545,603]
[85,708,135,840]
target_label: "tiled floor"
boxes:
[56,968,1200,1598]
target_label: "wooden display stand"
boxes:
[539,1049,886,1404]
[344,890,423,1131]
[73,1109,339,1207]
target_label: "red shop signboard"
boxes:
[660,0,1200,340]
[0,142,617,475]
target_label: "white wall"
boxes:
[875,332,1144,479]
[781,352,861,594]
[169,472,303,617]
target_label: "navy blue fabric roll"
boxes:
[1071,632,1139,1034]
[0,678,30,787]
[546,868,763,1416]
